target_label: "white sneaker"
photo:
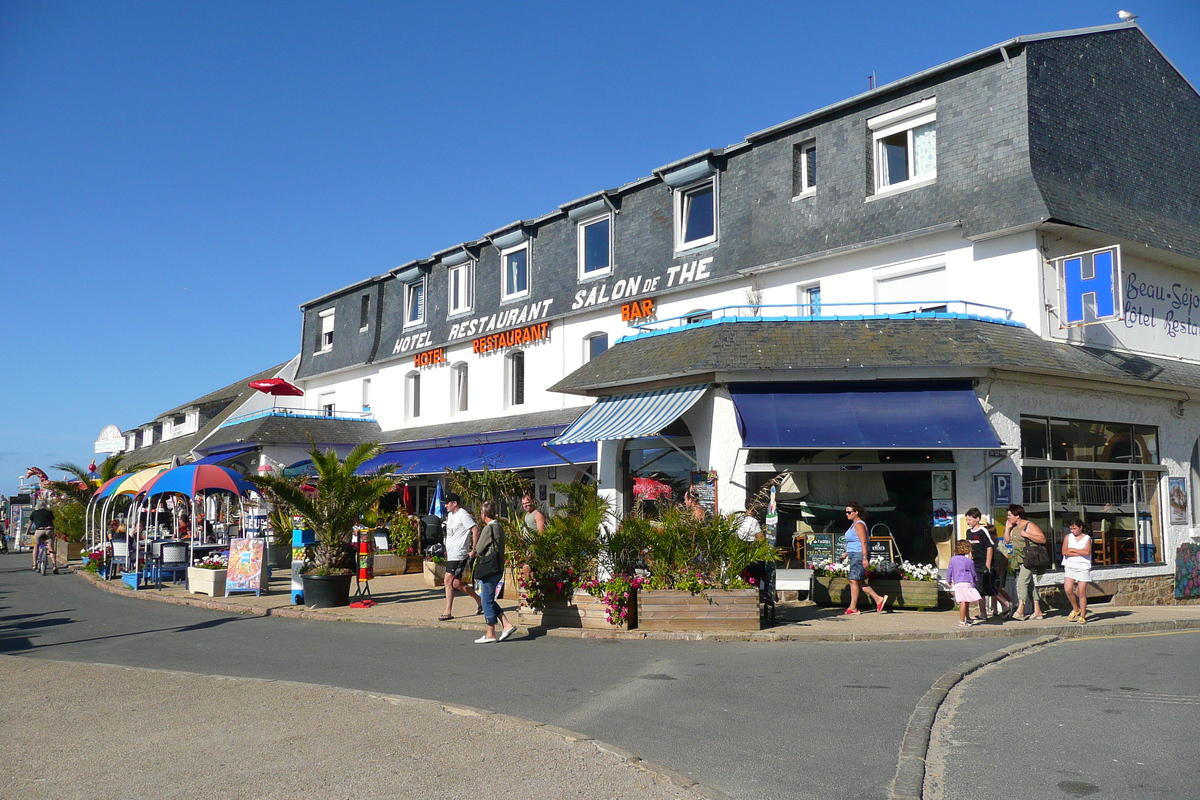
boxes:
[474,635,497,644]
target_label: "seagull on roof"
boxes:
[1117,10,1138,22]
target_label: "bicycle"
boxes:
[34,537,57,575]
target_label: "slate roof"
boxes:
[550,318,1200,396]
[196,414,383,451]
[119,362,290,465]
[378,407,588,446]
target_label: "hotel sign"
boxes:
[94,424,125,454]
[413,348,447,367]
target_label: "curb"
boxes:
[72,569,1200,643]
[886,635,1058,800]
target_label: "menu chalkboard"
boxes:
[869,537,893,561]
[804,533,834,563]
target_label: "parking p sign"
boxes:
[991,472,1012,506]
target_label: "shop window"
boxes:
[584,332,608,362]
[507,351,525,407]
[502,242,529,301]
[452,363,469,413]
[359,294,370,331]
[317,308,335,352]
[1021,414,1163,565]
[404,279,425,327]
[447,260,474,316]
[577,214,612,278]
[792,141,816,197]
[869,98,936,196]
[674,178,717,251]
[406,371,421,420]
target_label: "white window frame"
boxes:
[673,176,718,252]
[793,141,817,199]
[405,371,421,420]
[403,278,426,328]
[576,213,613,280]
[317,308,335,352]
[359,294,370,332]
[452,362,469,414]
[796,282,821,316]
[584,332,609,362]
[362,378,371,413]
[506,350,525,408]
[869,98,937,198]
[501,242,530,302]
[873,258,947,313]
[447,260,474,317]
[318,392,335,416]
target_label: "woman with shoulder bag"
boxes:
[470,501,516,644]
[1005,504,1047,620]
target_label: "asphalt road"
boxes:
[926,629,1200,800]
[2,554,1013,800]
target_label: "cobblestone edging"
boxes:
[887,635,1059,800]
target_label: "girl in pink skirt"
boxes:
[948,539,982,627]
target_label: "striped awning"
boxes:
[549,385,708,446]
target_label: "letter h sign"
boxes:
[1057,246,1120,327]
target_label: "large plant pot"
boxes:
[301,573,354,608]
[638,589,760,632]
[423,560,446,587]
[188,567,227,597]
[518,589,635,630]
[811,576,942,610]
[373,553,408,576]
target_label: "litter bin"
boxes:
[1139,543,1157,563]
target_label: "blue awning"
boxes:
[729,382,1002,450]
[192,446,257,465]
[357,438,596,476]
[549,384,708,446]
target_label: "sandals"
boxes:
[437,614,453,621]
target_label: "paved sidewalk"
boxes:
[74,566,1200,642]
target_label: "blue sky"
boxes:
[1,1,1197,491]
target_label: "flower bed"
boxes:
[808,557,943,610]
[517,589,634,630]
[638,588,760,631]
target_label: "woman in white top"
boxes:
[1061,517,1093,624]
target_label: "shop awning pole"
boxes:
[541,444,592,479]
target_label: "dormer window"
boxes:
[661,159,719,252]
[869,98,936,197]
[317,308,335,352]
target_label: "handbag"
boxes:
[1023,542,1051,569]
[460,556,476,584]
[475,521,505,580]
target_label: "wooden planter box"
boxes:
[638,589,760,632]
[373,553,408,576]
[423,560,445,587]
[518,589,635,630]
[811,576,942,610]
[188,567,227,597]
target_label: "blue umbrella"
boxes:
[429,480,444,517]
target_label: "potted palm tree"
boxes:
[250,442,397,608]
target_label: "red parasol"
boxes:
[248,378,304,396]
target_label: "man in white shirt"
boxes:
[439,493,482,621]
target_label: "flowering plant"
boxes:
[579,574,646,626]
[194,554,228,570]
[809,557,938,582]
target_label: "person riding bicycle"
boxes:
[28,499,57,573]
